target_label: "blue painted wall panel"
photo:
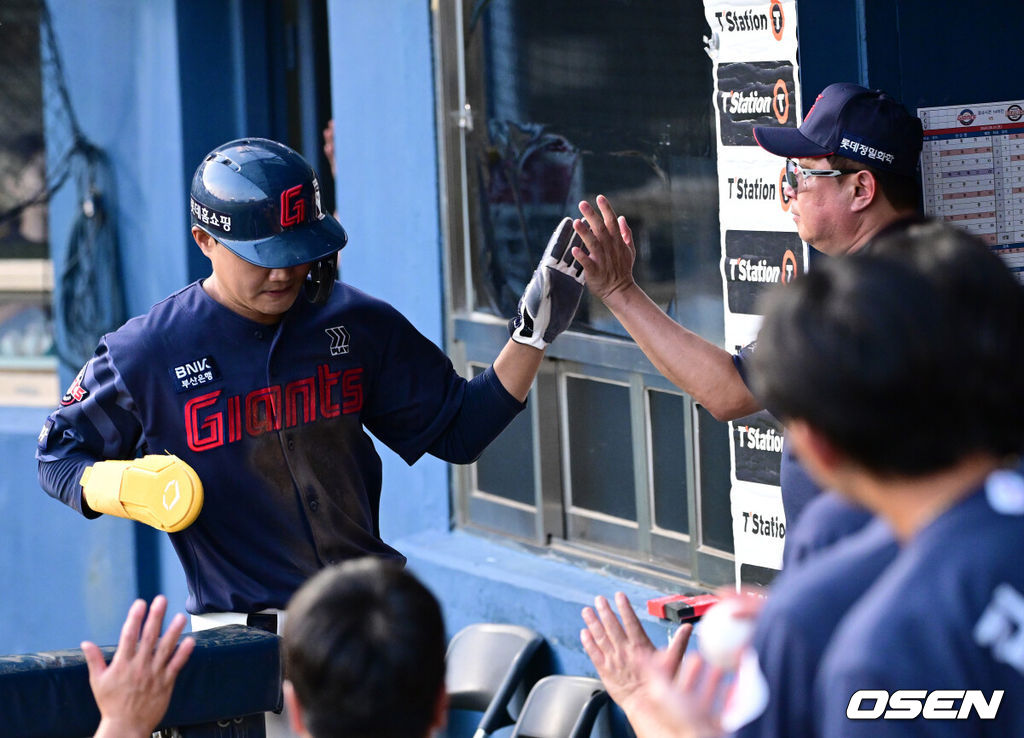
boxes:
[326,0,451,544]
[10,0,194,654]
[0,407,137,653]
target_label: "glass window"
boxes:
[697,405,734,554]
[565,375,636,522]
[0,0,57,405]
[472,366,536,507]
[649,389,689,536]
[463,0,723,346]
[436,0,734,588]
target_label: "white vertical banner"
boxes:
[702,0,802,586]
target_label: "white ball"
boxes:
[696,598,756,670]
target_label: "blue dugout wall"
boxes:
[1,0,1022,698]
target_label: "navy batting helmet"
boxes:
[190,138,347,304]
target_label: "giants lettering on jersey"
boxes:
[184,364,363,452]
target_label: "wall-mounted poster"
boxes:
[703,0,802,583]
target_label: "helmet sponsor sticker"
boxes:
[190,197,232,232]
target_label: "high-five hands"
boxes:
[509,217,587,350]
[572,195,638,302]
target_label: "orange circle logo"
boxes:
[782,249,798,283]
[779,167,791,211]
[770,0,785,40]
[773,79,790,124]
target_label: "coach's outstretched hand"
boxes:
[84,595,195,738]
[509,217,586,350]
[572,195,637,302]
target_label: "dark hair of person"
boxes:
[283,558,446,738]
[751,220,1024,475]
[828,154,921,212]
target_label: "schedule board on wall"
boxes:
[918,99,1024,281]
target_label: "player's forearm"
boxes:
[426,364,526,463]
[38,455,102,518]
[604,284,760,421]
[492,339,544,402]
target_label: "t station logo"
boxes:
[778,164,792,211]
[724,230,803,315]
[733,410,784,486]
[716,61,796,146]
[713,0,785,41]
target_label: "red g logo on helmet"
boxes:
[280,184,306,227]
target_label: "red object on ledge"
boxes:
[647,593,720,622]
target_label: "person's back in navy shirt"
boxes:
[816,471,1024,736]
[725,517,898,737]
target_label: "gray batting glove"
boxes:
[508,217,586,350]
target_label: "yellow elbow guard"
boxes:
[80,454,204,533]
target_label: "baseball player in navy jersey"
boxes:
[572,83,925,561]
[36,138,585,623]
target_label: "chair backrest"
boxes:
[509,675,609,738]
[446,623,546,736]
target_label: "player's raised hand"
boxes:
[508,217,586,350]
[83,595,195,738]
[572,195,637,302]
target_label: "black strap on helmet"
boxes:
[304,252,339,306]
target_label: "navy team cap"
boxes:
[753,82,924,177]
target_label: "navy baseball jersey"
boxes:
[37,280,524,613]
[723,516,898,737]
[782,491,873,569]
[815,470,1024,736]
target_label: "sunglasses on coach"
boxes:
[784,158,862,192]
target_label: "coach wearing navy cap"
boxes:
[753,82,924,257]
[570,83,924,558]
